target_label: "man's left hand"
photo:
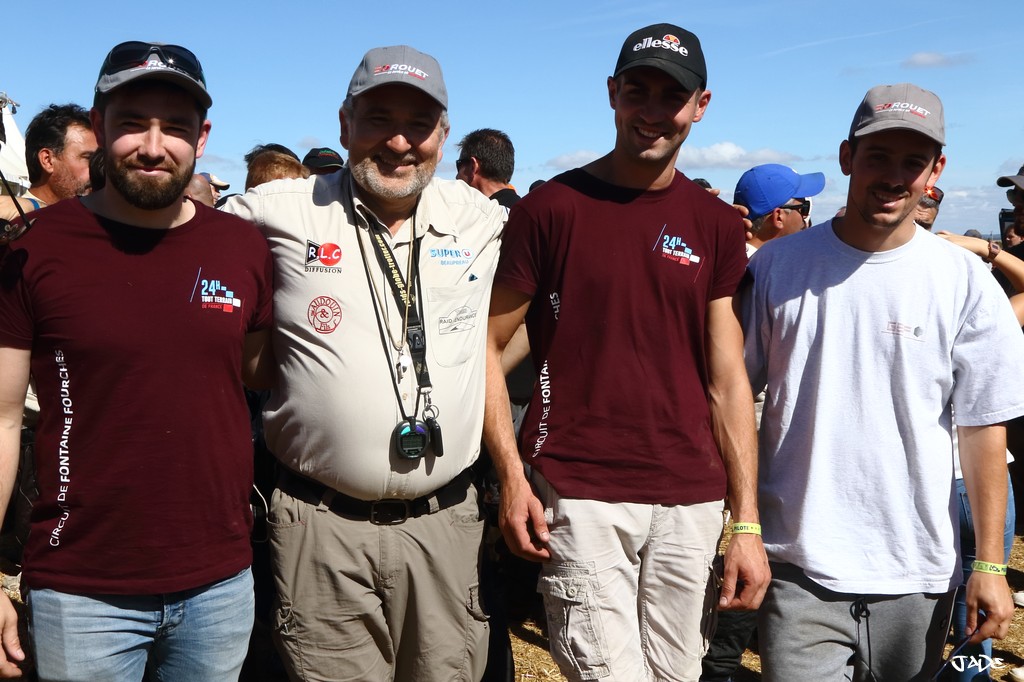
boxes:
[718,532,770,610]
[965,571,1013,644]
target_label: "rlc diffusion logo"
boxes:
[308,296,342,334]
[305,241,343,274]
[438,306,478,334]
[653,225,701,266]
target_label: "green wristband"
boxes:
[971,560,1007,576]
[731,522,761,535]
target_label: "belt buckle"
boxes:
[369,499,410,525]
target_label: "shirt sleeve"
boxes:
[741,262,769,396]
[951,264,1024,425]
[708,203,749,301]
[248,242,274,333]
[494,201,542,297]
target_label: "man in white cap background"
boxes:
[225,44,505,681]
[743,82,1024,681]
[483,22,769,682]
[199,170,229,202]
[0,40,273,680]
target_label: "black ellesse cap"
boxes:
[614,23,707,91]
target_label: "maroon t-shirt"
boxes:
[496,169,746,504]
[0,198,273,594]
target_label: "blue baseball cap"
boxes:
[734,164,825,220]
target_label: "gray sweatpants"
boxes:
[758,562,954,682]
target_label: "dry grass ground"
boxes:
[508,534,1024,681]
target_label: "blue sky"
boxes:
[3,0,1020,234]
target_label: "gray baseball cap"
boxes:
[849,83,944,146]
[347,45,447,109]
[95,41,212,109]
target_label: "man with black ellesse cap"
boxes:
[743,83,1024,680]
[225,45,505,681]
[0,41,273,680]
[483,23,768,681]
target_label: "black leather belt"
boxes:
[278,468,472,525]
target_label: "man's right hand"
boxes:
[498,475,550,562]
[0,591,24,677]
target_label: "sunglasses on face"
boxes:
[100,41,206,86]
[1007,188,1024,208]
[781,199,811,218]
[455,158,471,172]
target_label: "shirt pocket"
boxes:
[426,281,487,368]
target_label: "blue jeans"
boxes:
[28,568,254,682]
[951,475,1015,682]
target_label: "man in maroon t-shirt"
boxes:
[0,42,272,680]
[482,23,769,682]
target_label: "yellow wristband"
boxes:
[731,522,761,535]
[971,560,1007,576]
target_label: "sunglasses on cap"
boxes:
[781,199,811,218]
[924,186,944,203]
[100,41,206,86]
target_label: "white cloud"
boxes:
[679,142,800,169]
[901,52,974,68]
[763,19,945,59]
[197,153,242,172]
[545,150,602,170]
[297,136,321,150]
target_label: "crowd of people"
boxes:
[0,20,1022,682]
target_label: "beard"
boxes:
[349,153,436,202]
[106,153,195,210]
[48,165,91,200]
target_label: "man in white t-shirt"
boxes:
[743,83,1024,681]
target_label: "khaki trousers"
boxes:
[533,472,723,682]
[268,481,489,682]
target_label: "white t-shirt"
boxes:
[744,221,1024,594]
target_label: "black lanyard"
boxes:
[353,202,445,459]
[363,218,432,391]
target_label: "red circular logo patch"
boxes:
[307,296,342,334]
[318,243,342,266]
